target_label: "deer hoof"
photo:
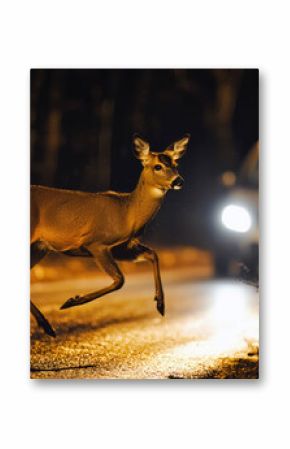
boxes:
[155,297,165,316]
[41,320,56,337]
[44,323,56,337]
[60,295,82,310]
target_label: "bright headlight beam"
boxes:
[221,204,252,233]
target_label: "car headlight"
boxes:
[221,204,252,233]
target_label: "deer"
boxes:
[30,134,190,336]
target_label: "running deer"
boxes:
[30,134,190,336]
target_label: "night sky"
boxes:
[31,69,258,248]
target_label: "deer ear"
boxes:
[132,134,150,163]
[166,134,190,160]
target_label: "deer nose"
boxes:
[171,176,184,190]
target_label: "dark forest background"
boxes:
[31,69,258,249]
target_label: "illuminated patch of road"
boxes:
[31,274,259,379]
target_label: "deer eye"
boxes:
[154,164,162,171]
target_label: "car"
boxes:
[213,142,259,281]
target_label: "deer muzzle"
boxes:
[171,176,184,190]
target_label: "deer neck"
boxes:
[128,171,167,233]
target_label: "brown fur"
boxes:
[30,135,190,336]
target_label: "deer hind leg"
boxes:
[30,242,56,337]
[112,241,165,316]
[60,246,124,310]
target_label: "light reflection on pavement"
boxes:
[31,269,259,379]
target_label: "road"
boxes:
[31,268,259,379]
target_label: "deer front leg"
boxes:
[60,246,124,310]
[112,242,165,316]
[138,244,165,316]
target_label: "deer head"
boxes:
[133,134,190,191]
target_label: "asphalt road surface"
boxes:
[31,268,259,379]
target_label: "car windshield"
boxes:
[237,142,259,188]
